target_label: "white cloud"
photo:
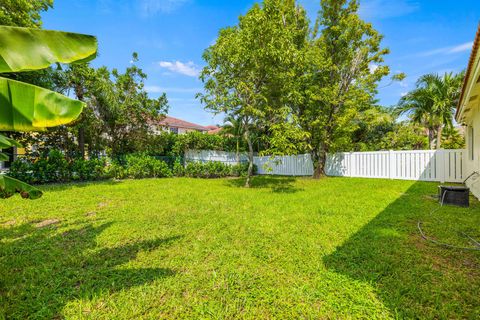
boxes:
[401,92,408,97]
[145,86,202,93]
[157,60,200,77]
[417,41,473,57]
[359,0,419,19]
[140,0,189,16]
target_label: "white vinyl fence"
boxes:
[185,150,248,164]
[185,149,465,183]
[325,149,465,183]
[254,154,313,176]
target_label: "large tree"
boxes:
[89,54,168,157]
[297,0,389,178]
[0,0,52,28]
[199,0,309,187]
[396,72,464,149]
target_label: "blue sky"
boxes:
[43,0,480,125]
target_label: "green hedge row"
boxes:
[8,151,253,184]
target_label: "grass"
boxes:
[1,176,479,319]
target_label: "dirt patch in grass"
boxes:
[1,219,16,227]
[35,219,60,228]
[411,234,480,279]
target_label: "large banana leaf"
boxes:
[0,133,21,161]
[0,77,84,131]
[0,175,42,199]
[0,26,97,73]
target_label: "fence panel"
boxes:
[326,149,464,183]
[184,150,248,165]
[186,149,465,182]
[254,154,313,176]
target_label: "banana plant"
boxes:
[0,26,97,199]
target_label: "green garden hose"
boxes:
[417,173,480,251]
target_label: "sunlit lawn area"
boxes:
[1,177,479,319]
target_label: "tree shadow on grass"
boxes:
[0,221,180,319]
[225,175,302,193]
[40,179,123,192]
[323,181,480,318]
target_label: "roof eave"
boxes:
[456,23,480,123]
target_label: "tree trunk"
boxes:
[78,126,85,159]
[236,137,240,164]
[245,129,254,188]
[436,125,443,149]
[427,128,435,150]
[74,84,86,159]
[311,148,327,179]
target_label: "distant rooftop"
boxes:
[158,116,208,131]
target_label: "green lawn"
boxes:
[1,177,479,319]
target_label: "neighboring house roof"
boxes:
[158,116,208,131]
[456,23,480,123]
[207,127,222,135]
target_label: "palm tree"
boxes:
[222,114,245,163]
[396,72,464,149]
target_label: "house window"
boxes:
[469,126,474,161]
[170,127,179,134]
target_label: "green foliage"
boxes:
[172,159,185,177]
[0,24,97,199]
[9,150,108,184]
[378,123,429,150]
[70,158,107,181]
[442,126,465,149]
[0,175,42,199]
[0,0,52,28]
[199,0,310,186]
[396,72,464,149]
[96,54,168,157]
[184,161,253,178]
[171,131,239,156]
[123,154,172,179]
[298,0,390,176]
[348,107,429,151]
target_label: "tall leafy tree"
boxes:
[296,0,389,178]
[396,72,464,149]
[89,54,168,157]
[199,0,309,187]
[0,0,52,28]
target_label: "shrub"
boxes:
[9,159,34,184]
[106,153,172,180]
[105,162,127,180]
[9,150,108,184]
[70,158,106,181]
[231,162,254,177]
[183,161,254,178]
[172,159,185,177]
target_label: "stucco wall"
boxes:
[463,101,480,198]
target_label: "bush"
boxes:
[70,158,106,181]
[107,153,172,179]
[172,159,185,177]
[9,150,108,184]
[183,161,254,178]
[8,151,253,184]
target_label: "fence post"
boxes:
[348,152,353,177]
[436,149,445,183]
[388,150,395,179]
